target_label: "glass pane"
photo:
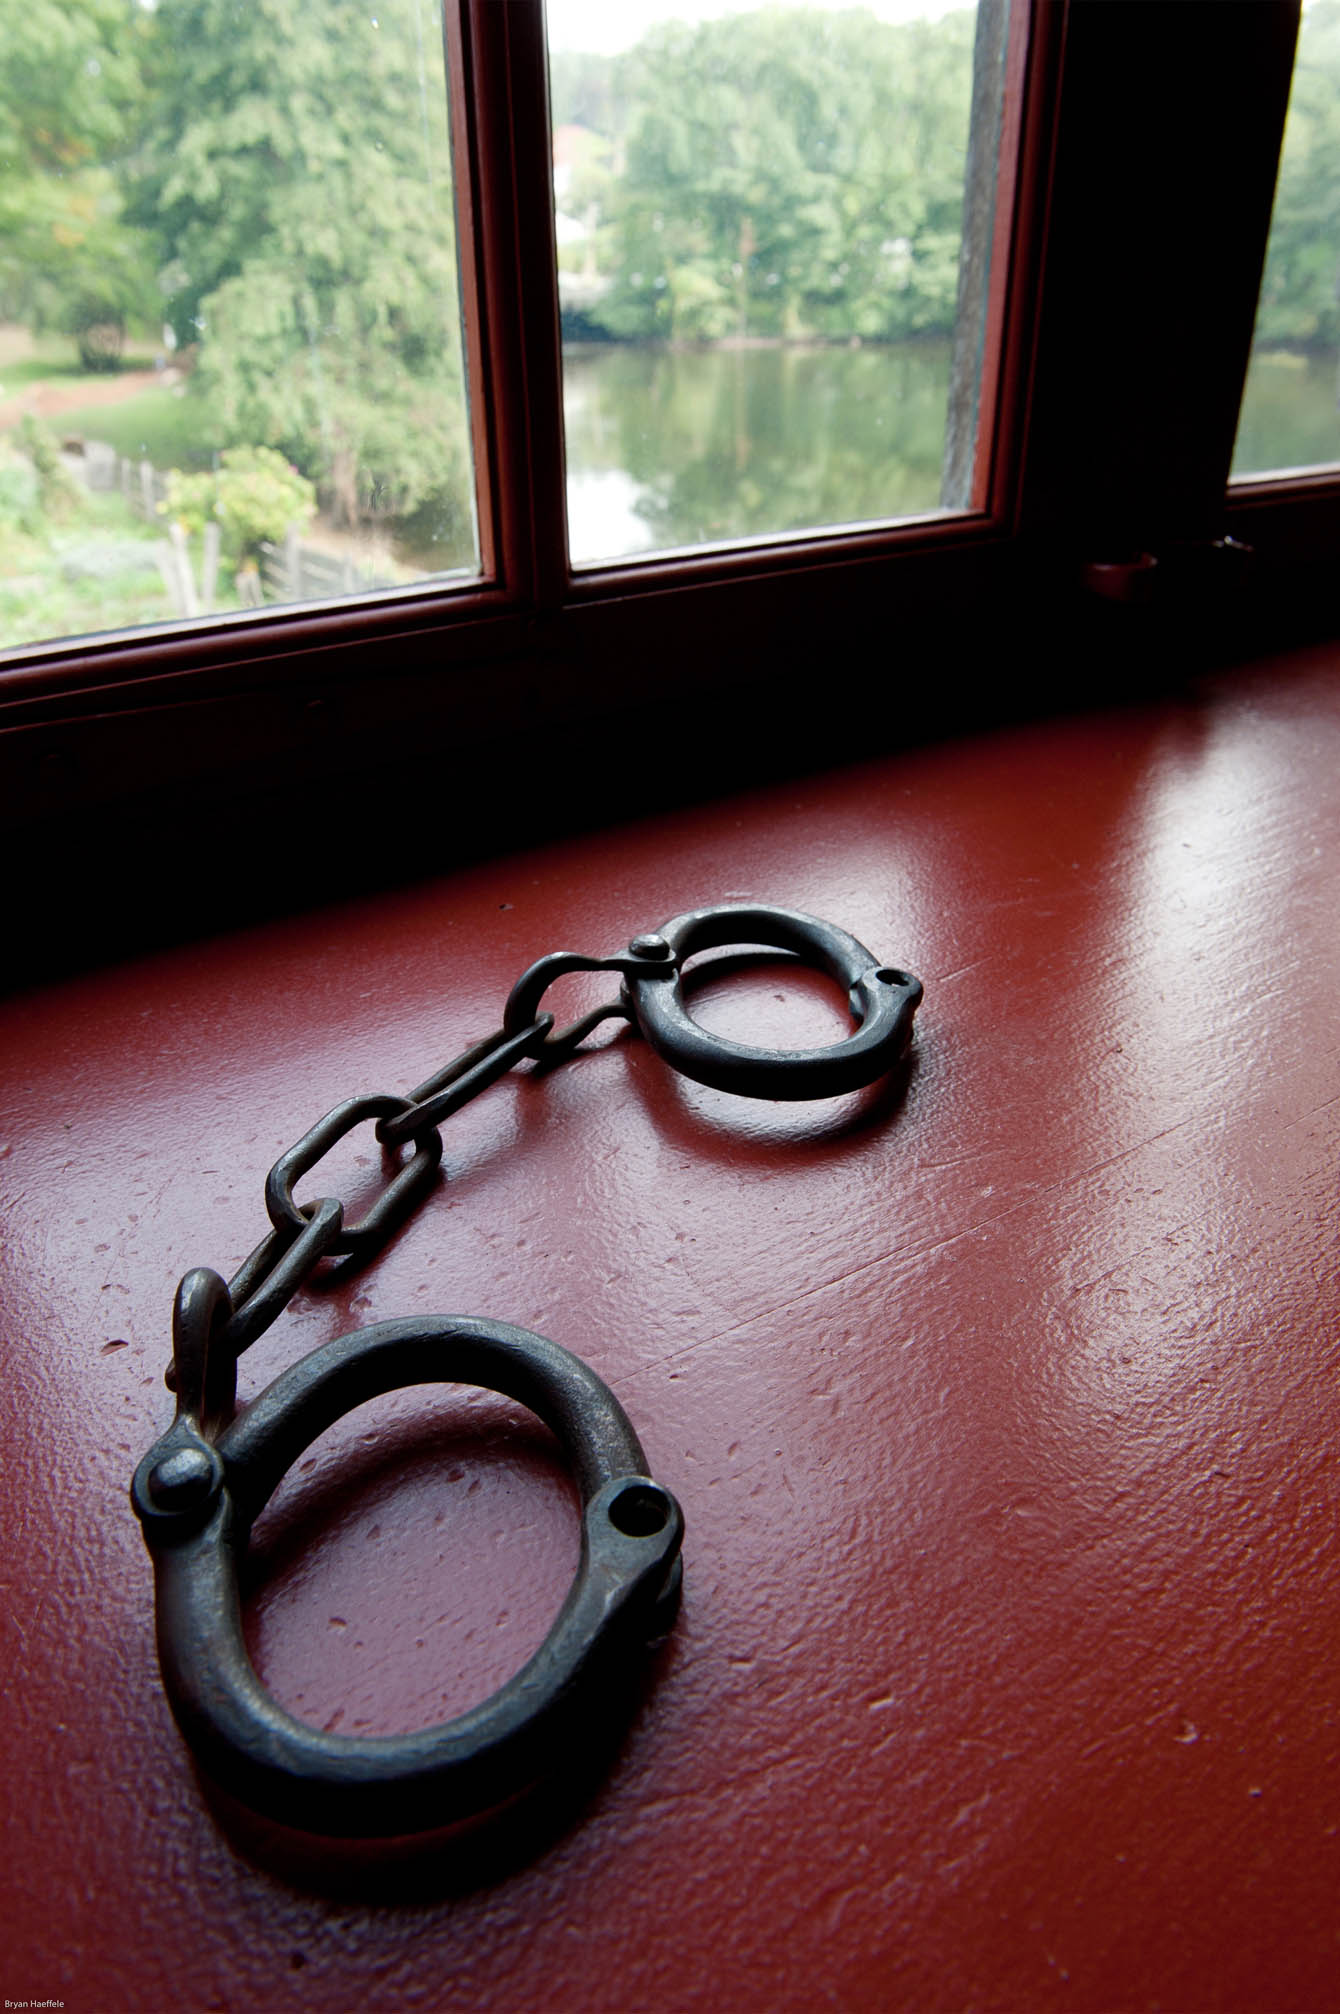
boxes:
[546,0,1008,565]
[1233,3,1340,481]
[0,0,477,658]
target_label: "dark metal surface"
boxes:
[131,902,920,1839]
[627,904,923,1098]
[264,1094,443,1256]
[135,1316,682,1838]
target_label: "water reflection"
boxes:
[561,339,952,562]
[565,467,657,560]
[1232,346,1340,478]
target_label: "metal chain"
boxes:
[164,937,678,1429]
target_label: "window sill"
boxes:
[3,635,1339,2004]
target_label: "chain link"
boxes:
[165,945,654,1430]
[374,1016,553,1149]
[264,1094,444,1255]
[222,1197,346,1353]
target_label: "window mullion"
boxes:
[443,0,499,586]
[461,0,570,611]
[1019,0,1299,564]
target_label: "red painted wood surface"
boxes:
[2,647,1339,2013]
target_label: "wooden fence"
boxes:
[258,526,398,604]
[78,438,171,519]
[73,441,396,612]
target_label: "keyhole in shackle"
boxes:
[607,1481,672,1537]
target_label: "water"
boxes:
[1233,348,1340,479]
[560,339,954,564]
[395,337,1340,572]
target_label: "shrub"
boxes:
[163,447,316,560]
[15,417,82,519]
[64,295,127,372]
[0,442,42,533]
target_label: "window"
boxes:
[546,0,998,564]
[0,0,479,655]
[1233,0,1340,481]
[2,0,1031,660]
[0,2,1327,843]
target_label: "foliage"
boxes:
[0,411,84,561]
[574,8,976,344]
[0,489,178,651]
[0,0,143,180]
[0,418,83,534]
[0,438,41,531]
[0,0,159,351]
[164,446,315,558]
[549,48,619,137]
[1253,0,1340,350]
[62,281,132,370]
[128,0,472,529]
[14,415,82,518]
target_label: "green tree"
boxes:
[549,48,619,136]
[1253,0,1340,350]
[589,7,975,344]
[131,0,471,531]
[0,0,158,360]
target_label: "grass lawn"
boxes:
[0,330,158,389]
[56,385,218,472]
[1,356,113,392]
[0,325,216,471]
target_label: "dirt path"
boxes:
[0,367,164,434]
